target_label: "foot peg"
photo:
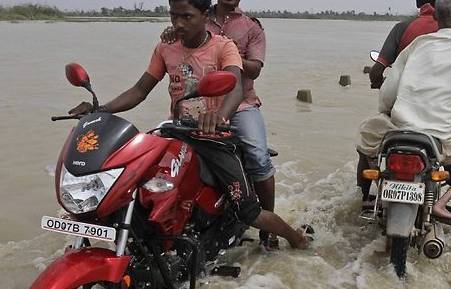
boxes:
[239,237,254,246]
[211,266,241,278]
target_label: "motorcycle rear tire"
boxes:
[390,236,409,278]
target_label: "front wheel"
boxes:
[389,237,409,278]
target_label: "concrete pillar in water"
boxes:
[339,75,351,86]
[297,89,312,103]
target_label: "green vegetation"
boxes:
[0,4,64,20]
[0,4,410,22]
[247,10,410,21]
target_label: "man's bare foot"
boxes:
[432,188,451,219]
[289,229,309,250]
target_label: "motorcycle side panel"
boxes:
[139,140,223,236]
[196,186,223,216]
[30,248,130,289]
[103,133,170,169]
[386,203,419,237]
[96,138,169,218]
[140,140,202,236]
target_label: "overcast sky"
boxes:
[1,0,419,14]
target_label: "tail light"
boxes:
[387,153,425,181]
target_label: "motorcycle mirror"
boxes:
[65,63,99,110]
[65,63,91,89]
[184,71,237,101]
[370,50,380,63]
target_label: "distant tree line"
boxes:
[0,4,63,20]
[0,4,410,21]
[246,9,410,21]
[64,5,169,17]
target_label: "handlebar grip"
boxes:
[216,124,237,133]
[179,117,237,132]
[51,115,83,121]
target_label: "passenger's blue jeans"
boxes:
[230,106,276,182]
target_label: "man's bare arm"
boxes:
[69,72,159,115]
[218,65,244,120]
[242,59,263,80]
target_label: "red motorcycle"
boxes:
[31,64,248,289]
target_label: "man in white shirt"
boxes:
[356,0,451,216]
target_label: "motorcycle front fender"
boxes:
[30,247,130,289]
[386,202,419,237]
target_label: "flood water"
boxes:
[0,19,450,289]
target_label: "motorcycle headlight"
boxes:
[59,166,124,214]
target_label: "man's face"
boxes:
[218,0,240,9]
[169,1,207,43]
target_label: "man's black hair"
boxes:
[417,0,435,8]
[169,0,212,12]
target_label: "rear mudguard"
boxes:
[30,248,130,289]
[386,202,419,237]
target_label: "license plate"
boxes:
[381,180,425,205]
[41,216,116,242]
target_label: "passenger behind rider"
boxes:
[161,0,279,250]
[356,0,451,217]
[369,0,438,89]
[68,0,309,249]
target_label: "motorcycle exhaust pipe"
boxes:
[423,223,446,259]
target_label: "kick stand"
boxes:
[211,266,241,278]
[359,193,381,222]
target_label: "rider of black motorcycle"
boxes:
[369,0,438,89]
[357,0,451,214]
[69,0,309,250]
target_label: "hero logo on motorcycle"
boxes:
[76,130,100,153]
[171,143,188,177]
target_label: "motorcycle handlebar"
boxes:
[51,115,84,121]
[149,118,237,134]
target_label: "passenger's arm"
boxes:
[378,48,409,114]
[217,65,244,120]
[242,59,262,80]
[243,20,266,80]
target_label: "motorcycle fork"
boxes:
[116,189,137,256]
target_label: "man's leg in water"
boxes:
[357,150,374,209]
[230,107,278,247]
[433,165,451,220]
[179,133,308,249]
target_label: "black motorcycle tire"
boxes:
[390,236,409,278]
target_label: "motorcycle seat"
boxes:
[380,130,443,159]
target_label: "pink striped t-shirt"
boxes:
[147,34,243,119]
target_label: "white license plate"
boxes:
[41,216,116,242]
[381,180,425,205]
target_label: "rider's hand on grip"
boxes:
[197,111,224,135]
[68,101,93,116]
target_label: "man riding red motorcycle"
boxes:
[68,0,307,251]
